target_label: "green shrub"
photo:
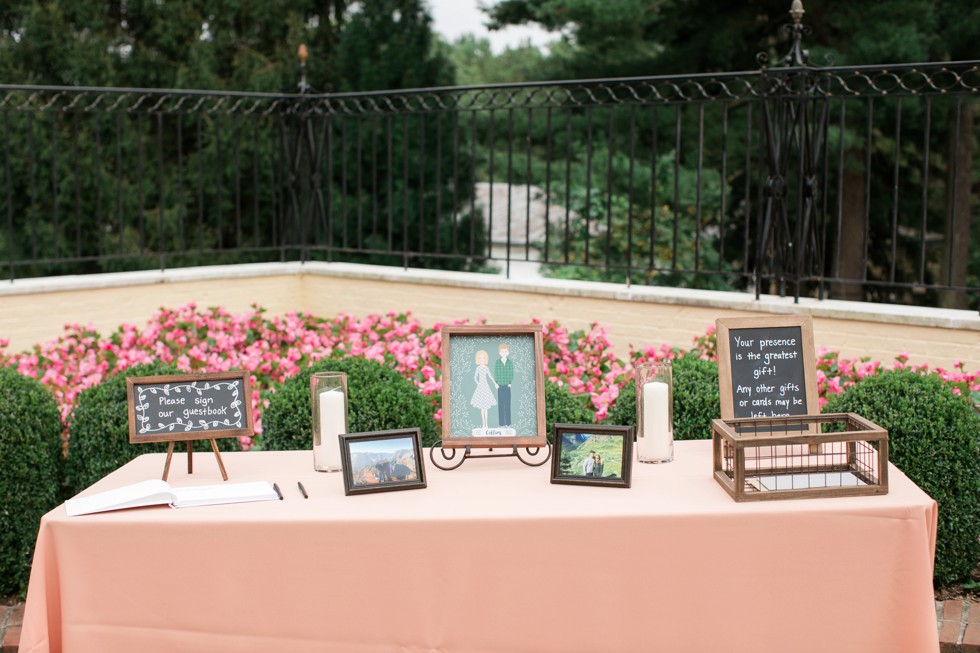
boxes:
[0,367,64,596]
[606,354,720,440]
[262,356,439,449]
[65,363,240,496]
[545,380,595,440]
[824,369,980,585]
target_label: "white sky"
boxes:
[426,0,555,54]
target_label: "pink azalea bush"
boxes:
[539,319,630,420]
[0,305,449,447]
[1,305,977,450]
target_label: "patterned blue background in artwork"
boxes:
[447,334,538,437]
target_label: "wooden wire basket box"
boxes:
[712,413,889,502]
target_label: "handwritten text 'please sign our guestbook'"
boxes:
[126,371,253,444]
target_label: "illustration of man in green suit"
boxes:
[493,343,514,427]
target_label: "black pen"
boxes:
[297,481,309,499]
[273,482,283,500]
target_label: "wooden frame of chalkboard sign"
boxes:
[715,316,819,446]
[126,371,254,482]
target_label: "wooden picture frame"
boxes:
[341,428,427,496]
[126,370,253,481]
[551,423,633,488]
[126,371,254,444]
[715,315,819,423]
[440,324,547,448]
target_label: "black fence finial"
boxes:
[297,43,311,94]
[782,0,810,66]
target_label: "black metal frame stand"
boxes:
[428,440,551,471]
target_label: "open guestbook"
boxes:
[65,479,279,516]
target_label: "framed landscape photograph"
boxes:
[440,324,547,448]
[551,424,633,488]
[340,428,427,496]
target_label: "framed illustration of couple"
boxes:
[440,324,547,448]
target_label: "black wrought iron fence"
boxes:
[1,59,978,310]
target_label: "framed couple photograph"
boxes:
[550,424,633,488]
[340,428,427,496]
[440,324,547,448]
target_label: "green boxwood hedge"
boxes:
[545,380,595,439]
[65,363,240,497]
[0,367,64,596]
[262,357,439,449]
[606,354,720,440]
[824,369,980,585]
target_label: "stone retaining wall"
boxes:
[2,262,977,370]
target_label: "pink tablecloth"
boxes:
[19,441,938,653]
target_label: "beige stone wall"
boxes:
[2,275,304,352]
[2,263,978,371]
[295,275,979,370]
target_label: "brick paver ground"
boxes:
[1,603,24,653]
[939,600,978,653]
[2,599,975,651]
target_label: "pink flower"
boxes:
[5,309,978,443]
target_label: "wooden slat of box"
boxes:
[712,413,889,502]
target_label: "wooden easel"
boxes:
[162,438,229,481]
[127,371,255,483]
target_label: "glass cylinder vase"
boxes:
[311,372,349,472]
[635,361,674,463]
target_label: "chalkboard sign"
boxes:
[716,316,818,424]
[126,371,254,444]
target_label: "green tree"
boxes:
[0,1,346,277]
[486,0,661,79]
[335,0,452,92]
[320,0,485,270]
[0,0,486,278]
[484,0,979,76]
[483,0,979,307]
[0,1,346,90]
[441,35,549,86]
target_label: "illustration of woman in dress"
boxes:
[470,350,499,429]
[593,454,604,478]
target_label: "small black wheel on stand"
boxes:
[428,440,467,470]
[515,441,552,467]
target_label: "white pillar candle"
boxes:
[639,381,672,461]
[315,389,346,471]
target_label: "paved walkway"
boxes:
[2,600,977,651]
[1,603,23,653]
[940,600,980,652]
